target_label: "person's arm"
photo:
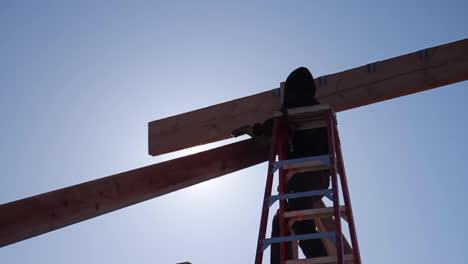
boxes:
[252,119,274,137]
[231,118,275,138]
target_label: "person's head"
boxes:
[285,67,316,96]
[283,67,317,109]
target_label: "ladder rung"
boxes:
[274,104,332,118]
[287,105,332,116]
[262,232,335,250]
[286,105,331,131]
[268,189,333,207]
[283,159,329,172]
[285,254,354,264]
[294,119,328,130]
[273,155,329,173]
[284,206,346,222]
[272,105,331,132]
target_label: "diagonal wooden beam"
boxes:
[149,38,468,156]
[0,138,269,247]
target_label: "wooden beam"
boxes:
[0,138,269,247]
[317,38,468,111]
[148,90,281,156]
[149,38,468,156]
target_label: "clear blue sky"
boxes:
[1,1,467,263]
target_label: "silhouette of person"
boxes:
[252,67,330,263]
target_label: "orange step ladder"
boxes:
[254,104,361,264]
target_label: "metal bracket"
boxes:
[367,63,376,73]
[419,49,429,60]
[319,75,328,86]
[272,88,281,97]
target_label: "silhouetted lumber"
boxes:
[0,138,269,247]
[148,90,281,156]
[149,38,468,156]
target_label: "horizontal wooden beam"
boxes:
[0,138,270,247]
[317,38,468,111]
[149,38,468,156]
[148,90,281,156]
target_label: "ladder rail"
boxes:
[334,121,362,264]
[277,119,289,264]
[254,119,281,264]
[327,110,345,264]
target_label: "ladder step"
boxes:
[285,254,354,264]
[274,104,332,118]
[287,105,332,131]
[283,159,329,172]
[284,206,347,222]
[287,104,332,116]
[262,232,335,250]
[268,189,333,207]
[293,119,329,130]
[273,155,329,173]
[273,105,330,130]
